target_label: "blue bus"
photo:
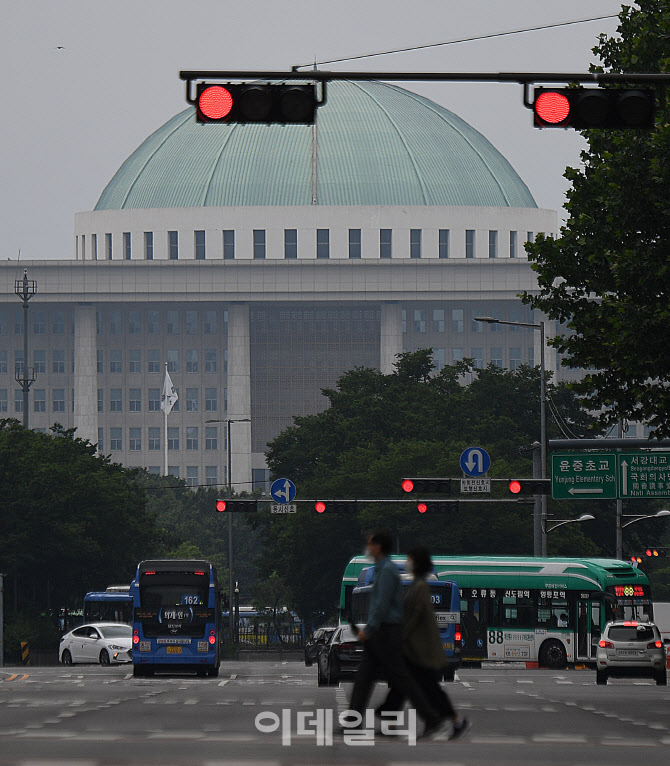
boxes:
[131,559,221,677]
[84,586,133,624]
[350,564,462,680]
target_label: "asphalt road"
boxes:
[1,660,670,765]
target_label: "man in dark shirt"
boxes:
[347,529,446,738]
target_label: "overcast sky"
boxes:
[2,0,625,261]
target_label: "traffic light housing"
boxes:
[196,83,317,124]
[508,479,551,496]
[416,501,459,514]
[216,499,257,512]
[314,500,358,514]
[402,478,454,495]
[644,548,667,558]
[533,87,656,129]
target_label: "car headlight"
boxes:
[108,644,126,650]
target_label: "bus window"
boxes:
[537,598,570,629]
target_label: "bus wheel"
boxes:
[207,666,219,678]
[196,667,207,678]
[133,665,145,678]
[539,640,567,669]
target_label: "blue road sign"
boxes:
[270,478,297,504]
[460,447,491,478]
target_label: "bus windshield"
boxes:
[139,572,209,607]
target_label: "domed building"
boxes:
[0,81,557,489]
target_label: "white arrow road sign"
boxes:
[621,460,628,496]
[568,488,604,495]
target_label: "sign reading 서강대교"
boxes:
[551,453,618,500]
[618,451,670,498]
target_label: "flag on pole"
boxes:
[161,369,178,414]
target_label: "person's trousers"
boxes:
[348,624,440,726]
[379,659,457,719]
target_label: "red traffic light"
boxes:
[216,499,227,512]
[198,86,234,121]
[402,480,414,493]
[509,480,522,495]
[417,503,428,514]
[315,502,326,514]
[533,87,655,129]
[534,91,571,125]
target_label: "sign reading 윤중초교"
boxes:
[551,453,618,500]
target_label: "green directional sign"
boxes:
[551,453,618,500]
[618,452,670,499]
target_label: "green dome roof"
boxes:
[95,81,536,210]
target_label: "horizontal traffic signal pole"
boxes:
[216,499,258,512]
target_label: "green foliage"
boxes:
[3,612,62,662]
[523,1,670,436]
[258,352,602,622]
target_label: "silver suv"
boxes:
[596,620,667,685]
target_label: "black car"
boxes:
[317,625,363,685]
[304,626,336,667]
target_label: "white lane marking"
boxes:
[532,733,587,743]
[218,680,230,687]
[147,731,203,739]
[516,680,534,684]
[184,699,199,705]
[460,681,471,687]
[203,759,279,764]
[470,736,526,745]
[230,674,238,679]
[601,738,659,747]
[556,680,574,684]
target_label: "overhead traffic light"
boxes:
[508,479,551,496]
[644,548,667,558]
[402,478,454,495]
[215,499,257,512]
[533,87,656,129]
[416,501,459,514]
[196,83,317,124]
[314,500,358,514]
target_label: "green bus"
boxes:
[340,555,652,669]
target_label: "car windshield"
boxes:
[98,625,132,639]
[608,625,655,642]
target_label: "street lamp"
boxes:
[206,417,251,643]
[543,513,595,534]
[474,315,547,556]
[621,509,670,530]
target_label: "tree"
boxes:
[523,1,670,436]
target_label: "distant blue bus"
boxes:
[83,586,133,624]
[351,564,461,680]
[131,559,221,677]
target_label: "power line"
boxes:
[294,15,619,69]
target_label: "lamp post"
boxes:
[474,316,547,555]
[619,510,670,561]
[14,270,37,428]
[206,417,250,643]
[543,513,595,534]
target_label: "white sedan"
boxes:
[59,623,133,665]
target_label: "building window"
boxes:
[253,229,266,259]
[110,388,122,412]
[129,388,141,412]
[491,347,503,368]
[471,311,483,333]
[128,311,141,335]
[168,427,179,450]
[223,349,228,374]
[316,229,330,259]
[509,306,523,330]
[187,426,199,450]
[98,388,103,413]
[186,466,199,488]
[489,230,498,259]
[171,389,180,412]
[52,388,65,412]
[168,231,179,260]
[33,350,45,374]
[432,309,445,333]
[510,347,522,371]
[124,232,131,260]
[169,466,180,478]
[148,349,160,373]
[167,311,179,335]
[0,389,6,413]
[284,229,297,259]
[129,349,141,374]
[92,233,97,260]
[223,230,235,260]
[204,310,216,334]
[349,229,361,259]
[0,350,7,374]
[195,230,206,260]
[439,229,450,259]
[205,388,218,412]
[466,230,475,259]
[380,229,392,259]
[34,389,46,413]
[413,309,426,333]
[144,231,153,260]
[148,428,160,451]
[0,312,6,336]
[52,310,65,335]
[410,229,422,259]
[52,349,65,374]
[110,428,122,451]
[205,350,217,373]
[527,231,534,244]
[205,466,218,486]
[129,427,142,451]
[451,309,464,333]
[186,349,198,373]
[97,350,104,374]
[186,388,199,412]
[109,310,122,335]
[14,390,22,413]
[96,311,103,336]
[33,311,46,335]
[97,427,103,452]
[205,426,218,450]
[401,309,406,333]
[147,311,159,334]
[471,348,483,369]
[510,230,518,258]
[185,311,198,335]
[106,233,112,260]
[167,350,179,373]
[14,351,24,378]
[452,348,464,363]
[110,349,122,374]
[148,388,161,412]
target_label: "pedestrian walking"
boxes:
[346,529,447,738]
[378,545,470,741]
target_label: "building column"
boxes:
[380,302,403,375]
[227,303,252,492]
[73,304,98,446]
